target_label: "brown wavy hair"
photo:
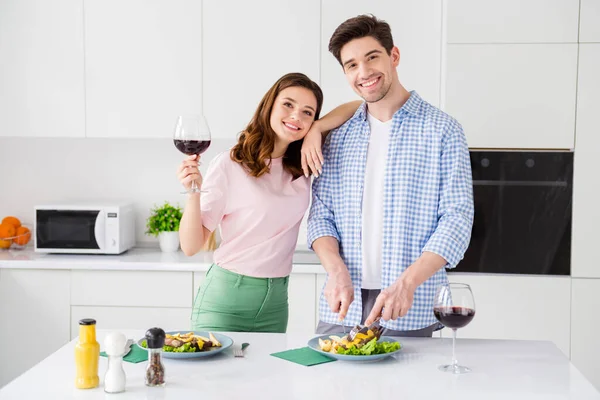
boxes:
[230,73,323,180]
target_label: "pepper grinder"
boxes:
[104,332,127,393]
[145,327,166,387]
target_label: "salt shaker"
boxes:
[145,327,166,387]
[104,332,127,393]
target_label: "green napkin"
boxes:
[100,345,148,364]
[270,347,336,366]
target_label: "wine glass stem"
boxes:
[191,180,197,191]
[451,328,458,368]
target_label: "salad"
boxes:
[141,332,222,353]
[318,326,400,356]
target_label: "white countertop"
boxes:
[0,246,324,274]
[0,330,598,400]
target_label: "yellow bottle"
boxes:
[74,318,100,389]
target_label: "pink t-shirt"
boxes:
[200,151,310,278]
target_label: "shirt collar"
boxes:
[353,90,422,122]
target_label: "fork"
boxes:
[234,343,249,358]
[346,316,382,342]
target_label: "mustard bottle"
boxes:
[74,318,100,389]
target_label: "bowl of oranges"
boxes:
[0,217,32,250]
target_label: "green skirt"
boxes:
[190,264,289,333]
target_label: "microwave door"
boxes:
[94,211,106,251]
[36,210,101,250]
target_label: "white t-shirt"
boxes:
[361,112,392,289]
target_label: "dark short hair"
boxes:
[328,14,394,66]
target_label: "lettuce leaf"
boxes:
[173,343,197,353]
[139,340,196,352]
[336,338,400,356]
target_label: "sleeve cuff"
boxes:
[307,223,341,250]
[422,233,464,269]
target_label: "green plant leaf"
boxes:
[145,201,183,237]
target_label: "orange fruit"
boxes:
[0,223,16,240]
[13,226,31,246]
[1,216,21,230]
[0,239,10,249]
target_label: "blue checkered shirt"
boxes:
[307,91,474,331]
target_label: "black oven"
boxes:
[452,150,573,275]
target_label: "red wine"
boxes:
[173,139,211,155]
[433,306,475,329]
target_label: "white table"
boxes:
[1,330,598,400]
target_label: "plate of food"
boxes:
[307,324,401,362]
[137,331,233,359]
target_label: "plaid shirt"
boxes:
[307,91,474,331]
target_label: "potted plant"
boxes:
[145,202,183,252]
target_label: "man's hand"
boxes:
[365,277,416,325]
[323,268,354,320]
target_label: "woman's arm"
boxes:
[301,100,362,177]
[178,154,228,256]
[179,193,212,256]
[315,100,362,136]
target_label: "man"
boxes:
[307,14,474,337]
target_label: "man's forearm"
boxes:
[401,251,447,291]
[312,236,347,274]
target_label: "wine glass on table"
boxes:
[433,283,476,374]
[173,115,211,194]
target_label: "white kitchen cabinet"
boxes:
[71,270,193,307]
[84,0,202,138]
[321,0,442,112]
[0,0,85,138]
[442,274,571,358]
[445,44,577,149]
[70,306,192,339]
[570,278,600,391]
[572,44,600,279]
[288,275,317,335]
[202,0,320,140]
[0,269,70,387]
[580,0,600,43]
[447,0,579,44]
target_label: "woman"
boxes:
[177,73,359,332]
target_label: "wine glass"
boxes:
[173,115,211,194]
[433,283,476,374]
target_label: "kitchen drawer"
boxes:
[71,270,193,307]
[70,306,192,340]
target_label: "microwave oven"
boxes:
[34,202,135,254]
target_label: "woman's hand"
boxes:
[177,154,203,191]
[301,123,324,178]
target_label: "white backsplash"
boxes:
[0,137,310,248]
